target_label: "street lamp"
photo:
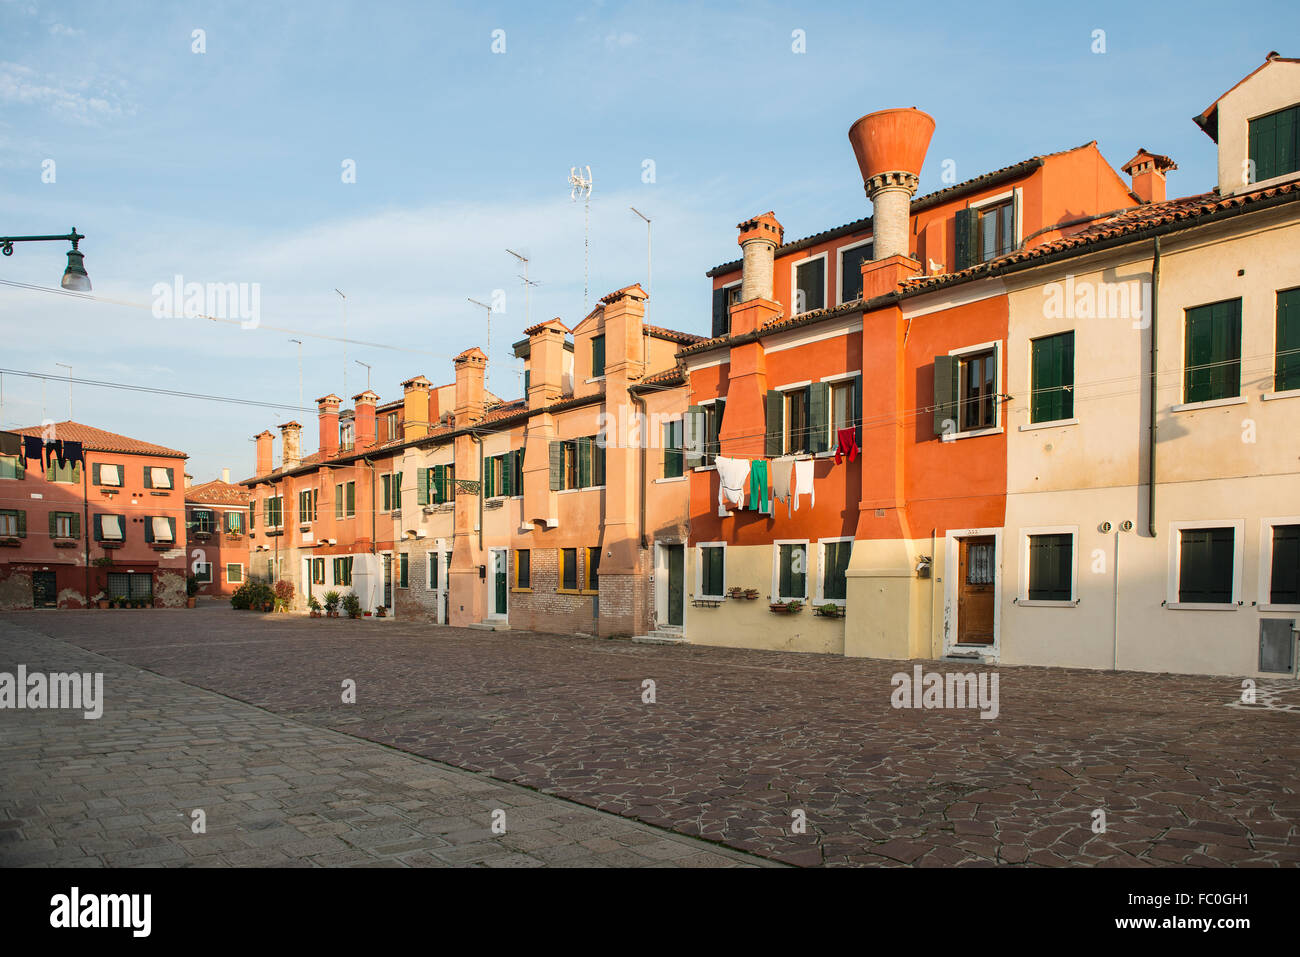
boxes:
[0,228,91,290]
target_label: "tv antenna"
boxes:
[506,249,540,328]
[468,296,493,392]
[568,165,593,310]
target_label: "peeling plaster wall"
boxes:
[156,571,188,607]
[0,570,33,611]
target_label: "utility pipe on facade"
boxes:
[630,388,648,549]
[1147,237,1161,538]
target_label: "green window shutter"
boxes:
[548,441,563,491]
[417,468,429,505]
[711,287,729,339]
[1028,534,1073,601]
[577,437,592,488]
[16,509,25,538]
[143,467,153,489]
[954,208,978,270]
[1031,332,1075,423]
[664,422,683,478]
[50,512,58,538]
[764,390,782,457]
[91,463,100,485]
[1185,299,1241,403]
[592,335,605,377]
[335,485,343,519]
[594,441,605,486]
[683,406,703,468]
[70,512,80,539]
[1179,527,1234,603]
[1270,525,1300,605]
[808,381,830,453]
[933,356,959,435]
[144,516,154,543]
[346,482,355,515]
[852,373,864,446]
[486,458,496,498]
[1277,288,1300,392]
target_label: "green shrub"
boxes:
[342,593,362,618]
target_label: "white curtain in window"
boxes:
[101,515,123,540]
[150,467,172,488]
[100,464,121,486]
[152,516,174,541]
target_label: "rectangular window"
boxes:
[382,474,395,511]
[264,496,283,528]
[333,556,353,586]
[663,420,683,478]
[427,552,439,590]
[0,509,22,538]
[839,243,873,304]
[311,558,325,585]
[0,455,22,480]
[1027,533,1073,601]
[784,388,810,454]
[144,466,174,489]
[829,381,855,442]
[958,349,998,431]
[335,482,356,518]
[108,572,153,600]
[1178,527,1235,604]
[700,545,725,598]
[298,489,317,522]
[95,513,123,541]
[1270,524,1300,606]
[386,412,398,440]
[147,516,176,543]
[591,334,605,377]
[822,541,852,602]
[1184,299,1242,403]
[704,400,725,465]
[192,509,213,534]
[398,553,409,588]
[563,442,579,490]
[514,549,530,590]
[1249,103,1299,184]
[584,547,600,592]
[46,460,81,484]
[226,563,244,584]
[194,562,213,584]
[1276,287,1300,392]
[51,511,77,539]
[249,501,255,530]
[793,256,826,314]
[225,511,244,534]
[777,543,807,600]
[978,199,1015,262]
[93,463,122,487]
[559,548,578,592]
[1030,332,1075,423]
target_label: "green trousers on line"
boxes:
[748,459,769,513]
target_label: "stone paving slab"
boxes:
[5,606,1300,867]
[0,620,766,868]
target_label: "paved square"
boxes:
[4,606,1299,866]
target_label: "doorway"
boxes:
[654,543,685,630]
[488,548,508,620]
[381,552,393,610]
[956,535,996,645]
[32,572,57,608]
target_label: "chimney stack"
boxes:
[317,394,341,459]
[737,212,783,303]
[279,420,303,469]
[453,348,487,423]
[401,375,432,442]
[222,467,231,484]
[254,430,274,477]
[352,391,379,450]
[1122,149,1177,204]
[848,108,935,260]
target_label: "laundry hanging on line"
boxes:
[714,456,750,518]
[0,431,20,457]
[748,459,770,514]
[23,435,44,470]
[793,458,815,513]
[834,427,860,465]
[770,456,795,517]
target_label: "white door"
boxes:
[488,548,508,620]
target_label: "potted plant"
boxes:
[186,575,199,608]
[744,588,761,600]
[114,594,128,609]
[273,579,294,613]
[727,586,745,599]
[770,599,803,613]
[308,596,322,618]
[342,593,362,619]
[376,605,387,618]
[324,591,340,617]
[814,603,844,619]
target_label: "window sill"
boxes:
[1261,388,1300,402]
[941,426,1003,442]
[1016,598,1078,607]
[580,589,598,596]
[1166,602,1239,611]
[585,375,606,384]
[1018,418,1078,432]
[1258,603,1300,613]
[511,587,532,593]
[654,476,687,484]
[693,465,716,472]
[1171,396,1245,413]
[556,588,584,595]
[557,485,605,495]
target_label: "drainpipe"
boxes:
[630,389,648,548]
[363,458,376,553]
[1147,236,1161,538]
[470,432,483,549]
[82,461,90,603]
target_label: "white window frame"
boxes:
[719,280,742,333]
[814,537,854,606]
[835,238,874,307]
[968,187,1023,261]
[790,251,828,316]
[944,339,1004,440]
[772,539,810,602]
[1259,516,1300,612]
[1016,525,1080,607]
[773,381,814,456]
[696,542,727,600]
[1166,519,1245,610]
[692,397,725,471]
[818,371,861,456]
[225,562,244,584]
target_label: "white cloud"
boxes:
[0,61,128,123]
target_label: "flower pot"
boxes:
[186,597,196,608]
[97,599,109,609]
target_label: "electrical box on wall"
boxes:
[478,564,486,579]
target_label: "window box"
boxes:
[692,598,723,609]
[0,537,20,547]
[770,600,803,614]
[813,603,845,619]
[53,539,78,549]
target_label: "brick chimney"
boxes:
[222,467,231,484]
[254,430,274,477]
[401,375,431,442]
[279,420,302,469]
[1122,149,1177,204]
[520,321,568,409]
[730,213,784,336]
[453,348,487,424]
[316,394,341,459]
[352,391,379,450]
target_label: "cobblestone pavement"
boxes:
[0,621,765,868]
[5,606,1300,867]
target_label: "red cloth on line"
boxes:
[834,427,859,464]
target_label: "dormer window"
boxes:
[340,421,355,448]
[591,334,605,378]
[385,412,398,439]
[1249,104,1299,184]
[792,254,826,315]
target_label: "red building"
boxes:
[0,422,189,608]
[185,474,251,597]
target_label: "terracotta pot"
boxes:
[186,597,196,608]
[847,108,935,184]
[97,599,109,609]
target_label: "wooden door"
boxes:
[957,536,996,645]
[667,545,684,627]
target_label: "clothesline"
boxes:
[0,430,84,473]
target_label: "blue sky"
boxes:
[2,0,1296,481]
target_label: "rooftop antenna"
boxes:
[334,288,347,399]
[468,297,493,392]
[568,165,593,310]
[353,359,371,392]
[505,248,539,328]
[629,207,651,322]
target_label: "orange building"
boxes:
[0,422,189,608]
[184,473,252,597]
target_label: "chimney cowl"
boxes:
[847,107,936,193]
[736,211,784,303]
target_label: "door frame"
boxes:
[31,571,58,608]
[379,549,395,618]
[943,527,1003,657]
[653,542,685,632]
[487,547,509,621]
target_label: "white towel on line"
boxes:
[793,458,815,513]
[770,456,796,517]
[714,456,750,517]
